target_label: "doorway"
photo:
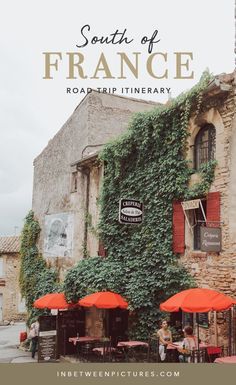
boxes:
[58,309,85,355]
[108,309,129,346]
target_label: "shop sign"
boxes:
[119,199,143,224]
[200,227,221,252]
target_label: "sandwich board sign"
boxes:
[38,315,57,363]
[119,199,143,224]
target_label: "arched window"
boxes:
[194,124,216,170]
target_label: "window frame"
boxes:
[194,124,216,170]
[193,199,207,251]
[71,171,78,193]
[0,257,4,277]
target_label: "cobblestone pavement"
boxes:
[0,322,36,363]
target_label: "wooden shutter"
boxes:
[98,240,107,257]
[172,201,185,253]
[206,192,220,226]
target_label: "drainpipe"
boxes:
[77,165,90,257]
[214,311,218,346]
[229,308,232,356]
[84,167,90,257]
[233,306,236,355]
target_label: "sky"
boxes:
[0,0,234,235]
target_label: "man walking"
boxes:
[29,318,39,359]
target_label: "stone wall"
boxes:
[182,87,236,296]
[32,91,158,273]
[0,253,26,322]
[180,79,236,347]
[85,308,104,338]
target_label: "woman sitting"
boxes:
[157,320,172,362]
[178,326,198,363]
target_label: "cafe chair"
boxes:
[190,349,206,363]
[133,343,149,363]
[206,346,222,363]
[79,341,95,361]
[110,336,127,362]
[92,338,113,362]
[147,336,160,362]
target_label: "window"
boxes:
[193,200,206,250]
[0,257,3,277]
[173,193,220,253]
[98,239,107,257]
[18,294,26,313]
[71,171,78,192]
[194,124,216,170]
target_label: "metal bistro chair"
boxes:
[190,348,206,363]
[92,338,113,362]
[147,336,160,362]
[127,342,149,363]
[110,336,127,362]
[79,341,95,361]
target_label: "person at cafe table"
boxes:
[157,320,172,361]
[178,326,198,363]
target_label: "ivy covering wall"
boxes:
[64,71,218,339]
[19,210,61,324]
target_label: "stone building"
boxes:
[0,236,26,323]
[32,74,236,347]
[32,91,158,277]
[172,72,236,348]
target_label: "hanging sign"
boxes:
[119,199,143,224]
[181,199,206,233]
[181,199,200,210]
[200,227,221,252]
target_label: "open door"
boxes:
[108,308,129,346]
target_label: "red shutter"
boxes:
[206,192,220,227]
[98,239,107,257]
[172,201,185,253]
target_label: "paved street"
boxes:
[0,322,36,363]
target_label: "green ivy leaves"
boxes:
[63,71,215,339]
[19,211,61,325]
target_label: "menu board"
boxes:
[198,312,209,328]
[38,316,57,363]
[38,330,57,363]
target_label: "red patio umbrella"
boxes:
[160,288,236,357]
[33,292,73,309]
[79,291,128,309]
[33,293,78,359]
[79,291,128,338]
[160,288,235,313]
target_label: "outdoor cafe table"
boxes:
[167,342,213,362]
[166,342,182,362]
[167,341,212,350]
[214,356,236,364]
[69,336,101,346]
[69,336,101,357]
[117,341,149,362]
